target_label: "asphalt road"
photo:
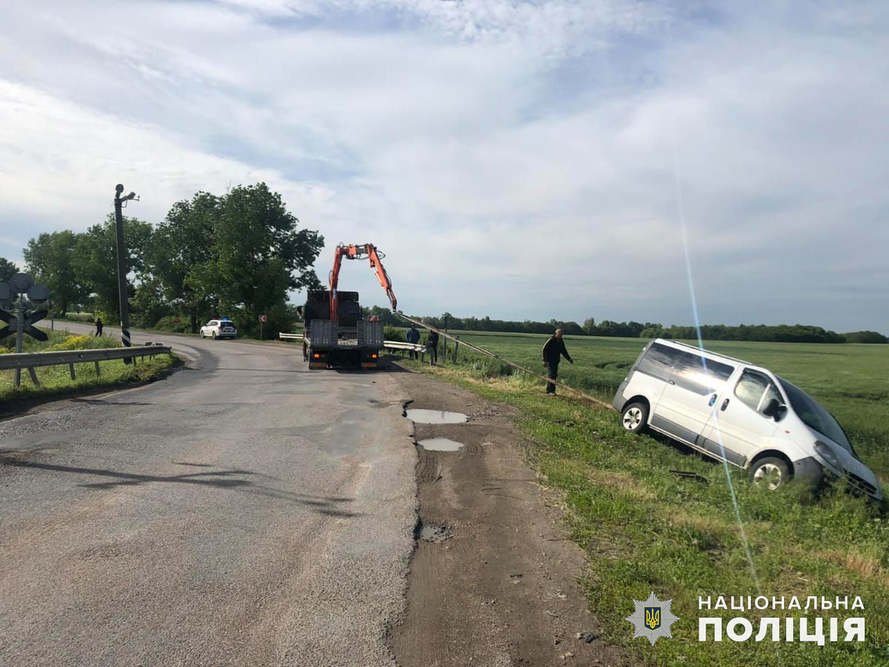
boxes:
[0,325,416,665]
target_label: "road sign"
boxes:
[0,308,11,339]
[259,314,268,322]
[0,308,48,341]
[9,273,34,295]
[23,309,49,341]
[27,285,50,302]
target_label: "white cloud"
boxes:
[0,1,887,332]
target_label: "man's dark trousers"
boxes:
[546,361,559,394]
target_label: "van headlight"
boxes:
[814,441,840,470]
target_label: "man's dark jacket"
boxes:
[542,336,572,364]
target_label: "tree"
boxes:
[0,256,18,282]
[23,231,85,315]
[212,183,323,331]
[73,215,153,318]
[843,331,888,344]
[149,191,220,332]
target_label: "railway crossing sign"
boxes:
[0,274,51,341]
[0,309,49,341]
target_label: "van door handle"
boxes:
[720,398,730,411]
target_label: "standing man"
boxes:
[406,324,421,360]
[427,328,439,366]
[542,328,573,395]
[94,316,103,337]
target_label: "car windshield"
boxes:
[778,377,853,452]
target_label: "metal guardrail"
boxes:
[382,341,426,353]
[278,332,425,354]
[0,345,172,370]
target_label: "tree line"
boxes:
[12,183,323,336]
[3,194,886,344]
[370,309,887,344]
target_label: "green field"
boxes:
[439,332,889,483]
[401,332,889,666]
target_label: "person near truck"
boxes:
[426,329,439,365]
[406,325,421,359]
[542,328,573,395]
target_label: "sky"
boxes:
[1,0,887,333]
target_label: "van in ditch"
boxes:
[612,339,883,500]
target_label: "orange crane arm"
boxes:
[366,245,397,312]
[328,243,398,320]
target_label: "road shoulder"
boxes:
[389,369,631,666]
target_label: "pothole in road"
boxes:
[417,437,465,452]
[415,521,453,543]
[404,409,468,424]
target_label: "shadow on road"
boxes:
[0,454,361,517]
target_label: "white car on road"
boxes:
[200,318,237,340]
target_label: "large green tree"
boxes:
[23,231,85,314]
[148,191,220,332]
[212,183,323,327]
[0,256,18,282]
[73,215,153,318]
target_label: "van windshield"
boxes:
[777,377,852,452]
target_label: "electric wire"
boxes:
[392,311,614,411]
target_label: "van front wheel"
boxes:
[621,402,648,434]
[750,456,790,491]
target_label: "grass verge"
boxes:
[1,331,178,409]
[399,358,889,667]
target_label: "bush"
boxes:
[47,334,118,351]
[65,312,100,323]
[384,326,405,342]
[154,315,192,333]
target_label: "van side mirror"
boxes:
[762,398,787,420]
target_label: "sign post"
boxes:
[114,184,139,361]
[0,275,51,387]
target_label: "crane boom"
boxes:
[328,243,397,320]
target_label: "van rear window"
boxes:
[636,343,675,381]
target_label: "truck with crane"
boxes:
[302,243,397,369]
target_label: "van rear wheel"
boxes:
[621,402,648,434]
[750,456,790,491]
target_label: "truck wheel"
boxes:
[621,401,648,434]
[750,456,790,491]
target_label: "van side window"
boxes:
[672,350,715,395]
[673,350,734,392]
[734,370,779,415]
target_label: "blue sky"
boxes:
[1,1,887,332]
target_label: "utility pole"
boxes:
[114,184,138,360]
[14,292,23,387]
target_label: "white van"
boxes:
[612,339,883,500]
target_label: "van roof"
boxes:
[652,338,753,367]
